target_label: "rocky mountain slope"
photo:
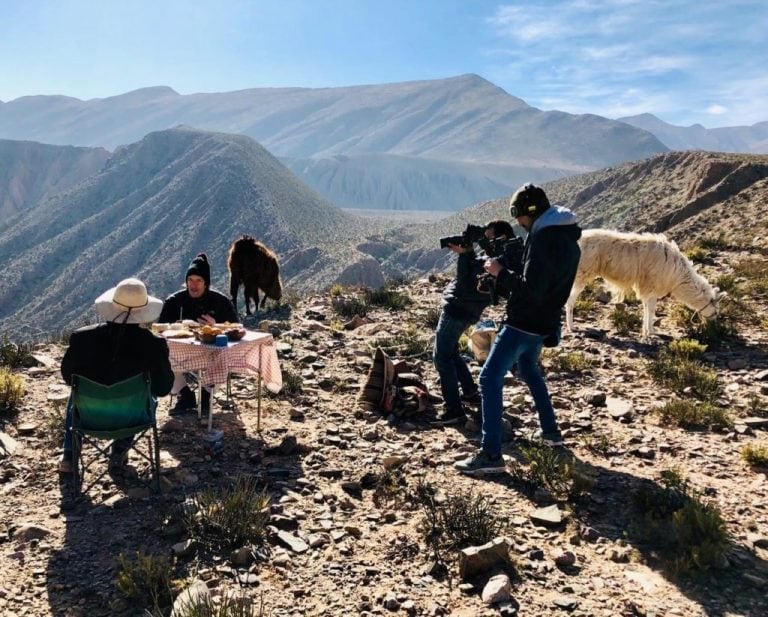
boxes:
[0,75,667,211]
[1,252,767,616]
[620,114,768,154]
[378,151,768,279]
[0,139,108,219]
[0,127,397,337]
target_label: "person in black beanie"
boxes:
[159,252,238,415]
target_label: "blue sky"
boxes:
[1,0,766,128]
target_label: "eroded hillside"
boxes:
[0,244,767,616]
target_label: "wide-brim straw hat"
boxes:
[94,278,163,324]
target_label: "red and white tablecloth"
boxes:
[167,331,282,393]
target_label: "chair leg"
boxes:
[71,433,82,498]
[152,424,161,493]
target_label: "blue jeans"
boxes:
[62,394,158,456]
[479,325,558,457]
[433,310,477,410]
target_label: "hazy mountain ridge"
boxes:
[280,153,570,211]
[0,139,109,220]
[0,74,668,211]
[0,128,394,336]
[619,113,768,154]
[378,151,768,278]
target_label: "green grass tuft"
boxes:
[115,551,175,614]
[609,303,642,335]
[654,399,732,430]
[181,476,270,553]
[648,343,720,401]
[740,442,768,467]
[631,469,730,576]
[0,369,25,414]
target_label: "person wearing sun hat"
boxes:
[58,278,174,473]
[159,252,238,415]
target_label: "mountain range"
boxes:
[0,139,108,220]
[0,75,667,211]
[619,113,768,154]
[0,127,392,336]
[1,122,766,337]
[377,150,768,279]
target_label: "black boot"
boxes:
[430,405,468,426]
[170,386,196,415]
[201,388,211,417]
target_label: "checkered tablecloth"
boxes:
[167,331,282,392]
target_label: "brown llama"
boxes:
[227,235,283,315]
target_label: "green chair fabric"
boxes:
[69,373,160,497]
[73,373,152,436]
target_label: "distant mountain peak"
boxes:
[101,86,180,102]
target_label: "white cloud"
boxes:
[486,1,768,126]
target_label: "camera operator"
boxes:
[455,184,581,475]
[431,220,516,426]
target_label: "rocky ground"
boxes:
[1,256,768,617]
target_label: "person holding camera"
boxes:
[455,184,581,475]
[431,220,516,426]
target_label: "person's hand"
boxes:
[484,258,502,277]
[197,314,215,325]
[484,228,495,240]
[448,243,469,254]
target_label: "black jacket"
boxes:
[158,288,238,324]
[495,206,581,336]
[61,322,174,397]
[441,251,492,323]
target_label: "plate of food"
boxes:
[162,329,194,339]
[197,325,224,344]
[215,322,243,329]
[225,328,247,341]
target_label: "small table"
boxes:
[167,330,282,430]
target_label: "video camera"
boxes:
[439,223,487,249]
[477,236,524,305]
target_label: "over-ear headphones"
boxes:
[509,183,550,218]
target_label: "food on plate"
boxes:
[215,322,243,329]
[200,325,223,336]
[225,328,246,341]
[162,329,194,338]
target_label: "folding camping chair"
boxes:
[67,373,161,497]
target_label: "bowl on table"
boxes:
[196,325,223,344]
[225,328,247,342]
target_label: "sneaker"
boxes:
[430,405,467,427]
[454,449,506,475]
[531,429,564,447]
[58,453,73,474]
[461,390,482,406]
[170,386,196,415]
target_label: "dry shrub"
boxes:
[631,469,730,576]
[0,369,25,413]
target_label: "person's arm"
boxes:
[158,295,179,323]
[61,344,74,385]
[149,337,174,397]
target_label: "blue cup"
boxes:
[215,334,228,347]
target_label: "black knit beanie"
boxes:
[186,253,211,287]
